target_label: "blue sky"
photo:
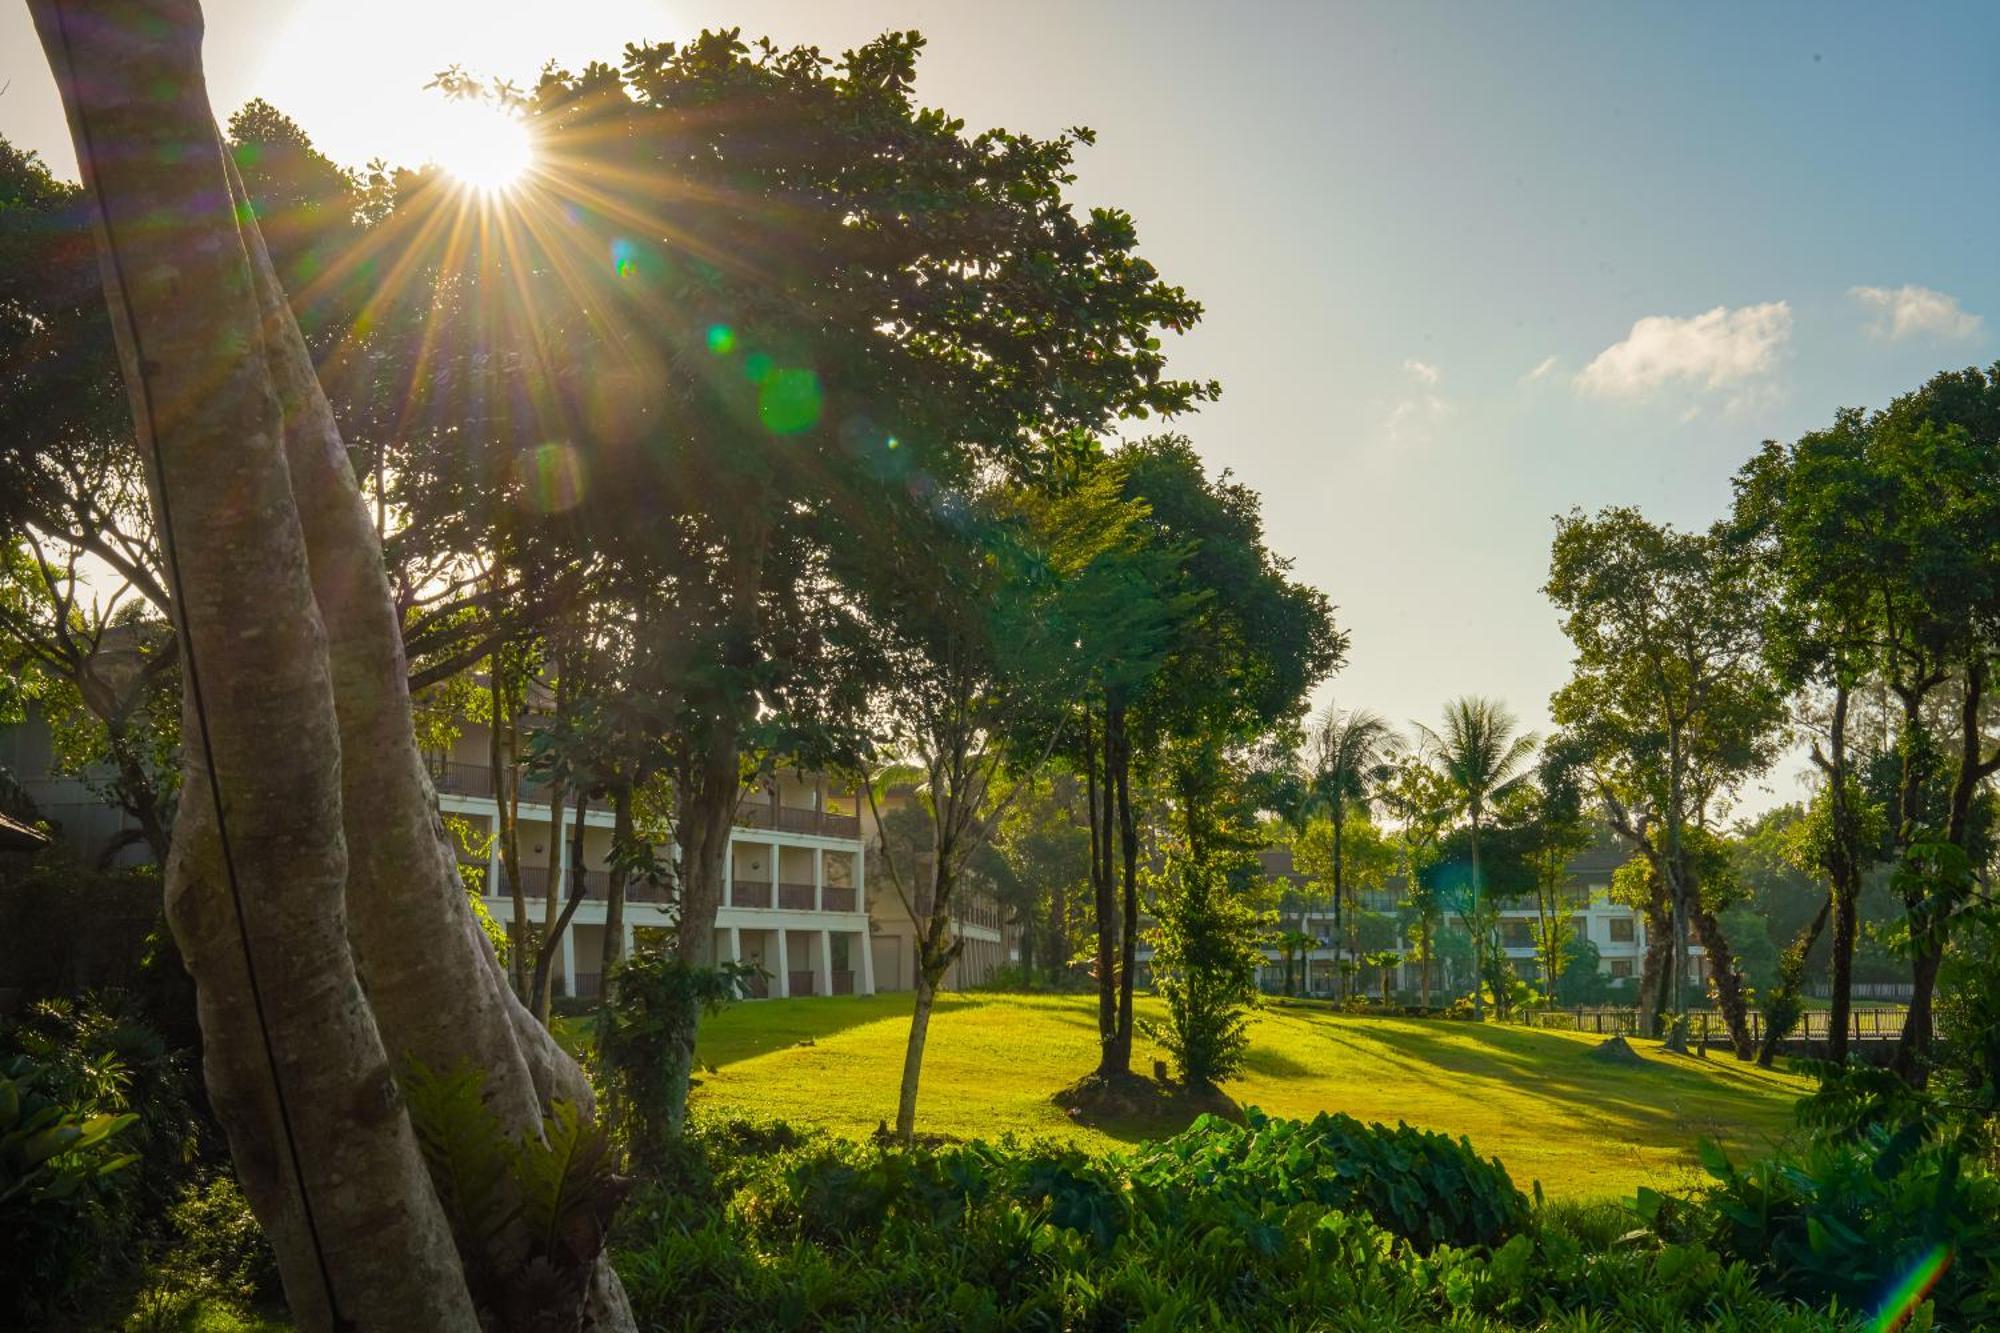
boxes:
[5,1,1996,810]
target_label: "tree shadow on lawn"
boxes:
[696,991,923,1068]
[1274,1019,1800,1156]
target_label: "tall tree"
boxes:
[1305,703,1393,997]
[1417,696,1537,1018]
[1547,508,1782,1056]
[26,4,630,1326]
[1379,749,1455,1008]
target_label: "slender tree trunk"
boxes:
[1112,702,1138,1072]
[897,969,939,1138]
[491,644,527,999]
[1331,801,1345,999]
[30,5,631,1325]
[1087,706,1119,1077]
[1759,896,1830,1067]
[1468,809,1485,1019]
[598,782,633,1001]
[1823,682,1857,1065]
[534,759,567,1025]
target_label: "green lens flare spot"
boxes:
[743,351,773,384]
[706,324,736,355]
[758,369,823,436]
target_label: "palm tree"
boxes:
[1309,704,1395,998]
[1417,697,1538,1017]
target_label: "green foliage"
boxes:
[402,1059,627,1319]
[1126,1107,1529,1251]
[1140,855,1264,1087]
[598,953,756,1171]
[0,994,202,1324]
[611,1112,1854,1330]
[124,1175,283,1327]
[1688,1127,1998,1327]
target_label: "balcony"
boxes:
[731,879,773,910]
[830,969,856,995]
[732,796,862,839]
[821,885,856,913]
[431,761,558,803]
[777,881,817,911]
[788,969,817,996]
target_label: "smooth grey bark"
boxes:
[32,3,633,1327]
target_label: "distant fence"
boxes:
[1519,1005,1910,1045]
[1805,981,1912,1001]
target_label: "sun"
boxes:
[427,99,534,195]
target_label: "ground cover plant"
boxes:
[610,1111,1863,1331]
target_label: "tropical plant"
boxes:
[1142,854,1267,1088]
[1418,697,1538,1018]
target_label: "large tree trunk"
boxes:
[662,729,737,1135]
[1896,660,1989,1082]
[32,5,630,1326]
[1686,900,1754,1059]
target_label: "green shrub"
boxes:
[610,1112,1857,1331]
[1125,1108,1530,1251]
[1685,1129,1998,1327]
[1140,856,1264,1088]
[0,993,201,1324]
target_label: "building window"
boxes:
[1609,959,1633,978]
[1501,920,1532,948]
[1569,915,1589,942]
[1609,917,1635,943]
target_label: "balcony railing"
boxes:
[821,885,856,913]
[788,970,817,996]
[731,879,773,910]
[830,970,855,995]
[777,881,817,911]
[732,799,862,839]
[432,761,559,802]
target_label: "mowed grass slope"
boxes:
[690,991,1810,1199]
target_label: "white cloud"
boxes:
[1849,284,1983,342]
[1576,302,1792,399]
[1522,355,1559,383]
[1403,358,1441,384]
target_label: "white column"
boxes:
[560,926,577,999]
[855,842,867,917]
[487,812,502,900]
[728,926,742,963]
[723,835,734,908]
[818,928,832,995]
[814,846,824,911]
[858,928,876,995]
[775,929,791,998]
[622,919,635,961]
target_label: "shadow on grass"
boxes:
[1052,1069,1243,1144]
[695,992,917,1068]
[1290,1017,1801,1153]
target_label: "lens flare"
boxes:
[758,368,823,435]
[706,324,736,355]
[514,443,586,514]
[1870,1242,1951,1332]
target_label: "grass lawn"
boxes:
[687,990,1811,1200]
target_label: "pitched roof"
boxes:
[0,809,50,853]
